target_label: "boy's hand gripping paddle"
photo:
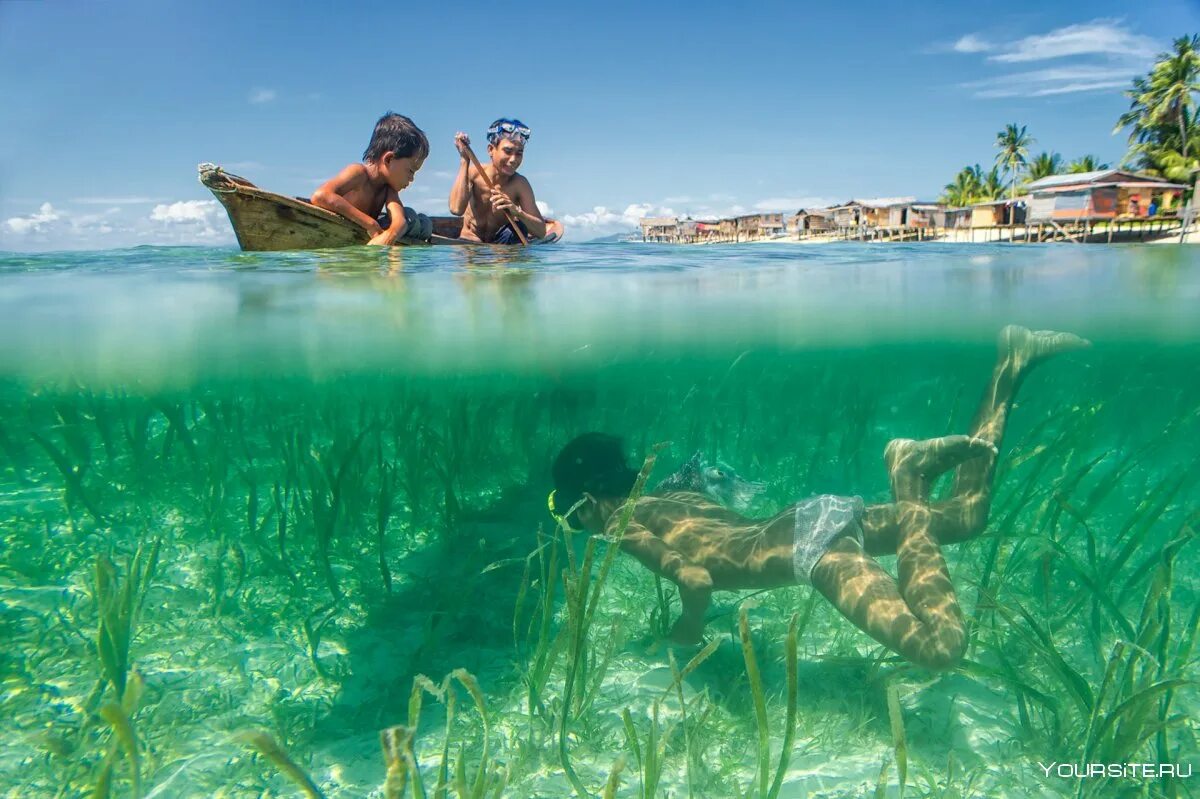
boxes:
[461,143,530,245]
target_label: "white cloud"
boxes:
[1,198,236,250]
[150,200,227,240]
[5,202,61,234]
[677,203,749,221]
[142,199,235,245]
[70,214,114,233]
[68,208,121,236]
[562,203,676,237]
[948,19,1157,99]
[151,200,220,224]
[75,196,164,205]
[753,196,836,212]
[963,65,1139,98]
[991,20,1158,63]
[2,203,128,246]
[249,88,277,104]
[536,200,554,217]
[953,34,993,54]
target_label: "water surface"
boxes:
[1,243,1196,798]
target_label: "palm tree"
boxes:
[984,164,1003,200]
[1151,35,1200,160]
[942,166,982,206]
[995,124,1035,217]
[1027,151,1064,182]
[941,163,1007,206]
[1115,35,1200,179]
[1067,155,1109,173]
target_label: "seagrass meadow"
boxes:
[0,242,1197,798]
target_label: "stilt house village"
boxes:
[640,169,1192,244]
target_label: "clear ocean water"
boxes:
[1,242,1197,798]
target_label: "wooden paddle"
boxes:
[461,143,530,245]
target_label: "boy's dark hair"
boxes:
[552,433,638,527]
[363,112,429,163]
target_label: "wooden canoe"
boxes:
[198,163,563,251]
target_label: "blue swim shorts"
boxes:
[791,495,866,585]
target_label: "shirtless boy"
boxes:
[551,326,1090,670]
[449,119,547,243]
[311,112,428,245]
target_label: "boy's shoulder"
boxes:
[505,172,534,193]
[340,162,371,180]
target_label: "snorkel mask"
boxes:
[487,119,531,145]
[547,489,568,528]
[547,489,588,532]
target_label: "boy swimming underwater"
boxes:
[551,326,1090,670]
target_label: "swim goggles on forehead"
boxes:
[487,120,531,142]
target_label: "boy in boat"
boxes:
[551,326,1090,670]
[311,112,429,245]
[449,119,547,243]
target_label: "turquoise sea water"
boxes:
[1,242,1197,798]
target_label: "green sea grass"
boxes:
[664,640,719,797]
[1,348,1194,799]
[557,445,662,798]
[394,668,503,799]
[31,428,106,525]
[514,530,565,729]
[241,730,325,799]
[737,604,800,799]
[601,756,625,799]
[620,702,676,799]
[886,681,908,799]
[380,725,419,799]
[94,542,159,701]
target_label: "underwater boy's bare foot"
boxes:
[885,435,996,499]
[668,616,706,647]
[999,325,1091,375]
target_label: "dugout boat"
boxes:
[198,163,563,251]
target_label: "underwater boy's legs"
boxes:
[810,437,982,669]
[860,326,1089,555]
[806,326,1087,667]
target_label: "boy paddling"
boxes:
[450,119,547,243]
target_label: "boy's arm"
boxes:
[368,193,408,245]
[449,161,472,216]
[618,521,712,645]
[618,523,712,592]
[311,165,382,236]
[449,133,473,216]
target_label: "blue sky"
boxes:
[2,0,1198,249]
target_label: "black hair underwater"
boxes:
[550,433,638,529]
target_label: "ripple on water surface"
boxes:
[0,242,1198,384]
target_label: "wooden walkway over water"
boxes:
[833,217,1186,244]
